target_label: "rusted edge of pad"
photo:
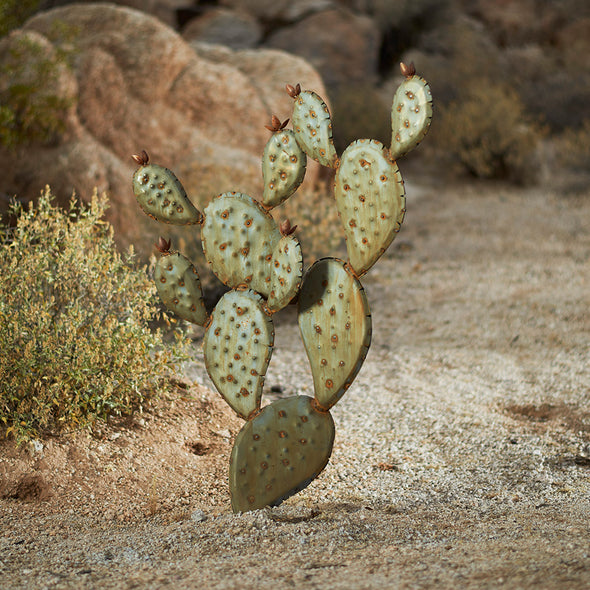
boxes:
[246,407,262,421]
[311,397,329,414]
[343,261,361,279]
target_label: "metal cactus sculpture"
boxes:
[132,62,432,513]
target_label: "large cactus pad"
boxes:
[267,234,303,312]
[132,162,201,225]
[391,74,433,160]
[298,258,372,410]
[203,289,274,420]
[262,129,307,209]
[201,192,282,298]
[229,395,335,512]
[334,139,406,276]
[291,90,338,168]
[155,251,208,326]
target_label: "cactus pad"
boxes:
[155,250,208,326]
[201,192,282,298]
[298,258,371,410]
[229,395,335,512]
[132,155,201,225]
[203,289,274,420]
[267,234,303,312]
[334,139,406,276]
[390,74,433,160]
[291,90,339,168]
[262,129,307,209]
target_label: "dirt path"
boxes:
[1,179,589,589]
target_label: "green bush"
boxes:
[0,188,188,443]
[433,79,547,181]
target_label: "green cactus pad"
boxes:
[203,289,274,420]
[154,251,208,326]
[132,163,201,225]
[267,234,303,312]
[298,258,371,410]
[390,75,433,160]
[229,395,335,512]
[334,139,406,276]
[291,91,339,168]
[262,129,307,209]
[201,192,282,298]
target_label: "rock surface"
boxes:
[181,7,262,50]
[41,0,187,28]
[219,0,336,23]
[265,7,380,90]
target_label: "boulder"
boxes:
[218,0,335,23]
[264,7,379,90]
[193,45,327,120]
[40,0,186,29]
[190,43,330,189]
[181,8,262,50]
[0,4,328,251]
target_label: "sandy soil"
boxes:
[1,176,589,589]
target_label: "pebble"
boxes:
[191,509,208,523]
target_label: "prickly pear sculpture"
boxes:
[132,62,432,512]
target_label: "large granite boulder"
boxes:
[181,8,262,50]
[40,0,187,28]
[265,7,379,90]
[218,0,335,23]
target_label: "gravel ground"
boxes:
[1,179,589,589]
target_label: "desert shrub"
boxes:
[0,31,74,149]
[555,118,590,171]
[433,79,547,181]
[0,188,188,443]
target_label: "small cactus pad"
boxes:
[291,90,339,168]
[203,289,274,419]
[155,251,208,326]
[334,139,406,276]
[267,234,303,312]
[132,158,201,225]
[262,129,307,209]
[390,74,433,160]
[229,395,335,512]
[201,192,282,298]
[298,258,372,410]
